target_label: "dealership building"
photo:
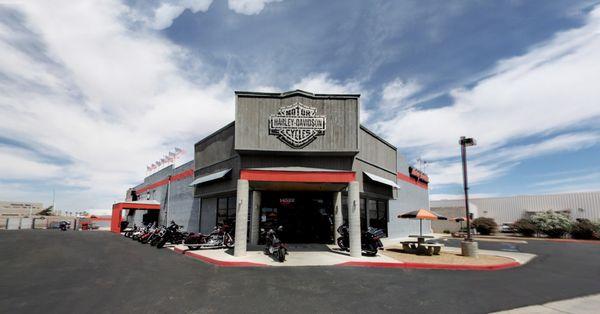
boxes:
[114,90,430,257]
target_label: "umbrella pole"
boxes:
[420,219,422,236]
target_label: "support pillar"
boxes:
[347,181,361,257]
[250,190,261,245]
[333,191,343,240]
[234,179,249,257]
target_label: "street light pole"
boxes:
[459,136,478,257]
[460,136,472,241]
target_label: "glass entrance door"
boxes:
[259,192,334,244]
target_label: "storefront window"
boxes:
[216,196,236,227]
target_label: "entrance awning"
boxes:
[363,171,400,189]
[110,201,161,233]
[189,168,231,186]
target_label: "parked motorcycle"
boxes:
[132,222,154,241]
[156,221,187,249]
[145,225,165,245]
[59,221,70,231]
[263,226,287,262]
[123,225,137,238]
[336,223,384,256]
[183,224,234,250]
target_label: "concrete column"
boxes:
[347,181,361,257]
[250,190,261,245]
[333,191,343,240]
[234,179,249,257]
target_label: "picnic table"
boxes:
[401,236,443,256]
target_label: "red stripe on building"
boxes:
[240,169,356,183]
[135,169,194,194]
[397,172,428,190]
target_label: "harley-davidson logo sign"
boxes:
[269,102,326,148]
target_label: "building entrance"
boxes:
[259,191,334,244]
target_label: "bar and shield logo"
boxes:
[269,102,326,148]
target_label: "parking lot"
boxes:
[1,230,599,313]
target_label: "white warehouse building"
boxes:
[430,191,600,232]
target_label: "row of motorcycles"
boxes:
[122,221,235,250]
[121,220,384,262]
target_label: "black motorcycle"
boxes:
[263,226,287,262]
[336,223,384,256]
[156,221,187,249]
[59,221,70,231]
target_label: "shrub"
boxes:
[471,217,497,235]
[531,211,571,238]
[570,219,599,240]
[513,218,537,237]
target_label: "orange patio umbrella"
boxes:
[398,209,447,236]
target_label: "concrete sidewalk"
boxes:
[491,293,600,313]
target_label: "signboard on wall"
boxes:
[268,102,326,148]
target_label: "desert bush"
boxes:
[570,219,599,240]
[471,217,497,235]
[531,211,571,238]
[513,218,537,237]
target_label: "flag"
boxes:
[147,165,151,171]
[169,151,176,158]
[174,147,185,155]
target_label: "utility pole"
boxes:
[459,136,478,257]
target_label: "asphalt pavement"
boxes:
[1,230,599,314]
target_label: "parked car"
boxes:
[500,222,515,233]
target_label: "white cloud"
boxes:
[134,0,282,30]
[228,0,282,15]
[0,1,234,211]
[291,72,370,122]
[381,78,422,110]
[375,6,600,189]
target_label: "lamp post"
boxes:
[459,136,478,257]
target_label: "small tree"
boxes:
[531,211,571,238]
[570,219,599,240]
[471,217,497,235]
[513,218,537,237]
[36,205,54,216]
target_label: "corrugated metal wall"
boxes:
[431,191,600,224]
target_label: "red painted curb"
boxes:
[174,247,187,254]
[473,236,600,244]
[336,261,521,271]
[183,251,269,267]
[543,238,600,244]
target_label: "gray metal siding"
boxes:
[431,191,600,223]
[357,127,397,173]
[195,123,236,170]
[235,94,359,153]
[194,157,240,198]
[353,159,396,198]
[388,180,431,239]
[200,197,217,234]
[241,155,353,171]
[166,162,198,232]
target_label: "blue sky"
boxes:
[1,0,600,214]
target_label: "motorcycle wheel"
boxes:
[336,237,348,251]
[224,234,234,248]
[364,243,378,256]
[277,247,286,262]
[156,238,167,249]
